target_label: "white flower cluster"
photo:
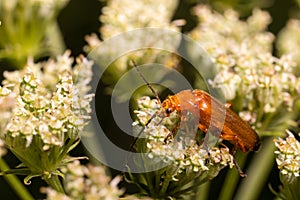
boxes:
[1,0,69,18]
[277,19,300,67]
[274,131,300,183]
[85,0,183,82]
[0,51,93,151]
[190,6,273,60]
[133,96,161,126]
[44,160,124,200]
[134,97,234,180]
[0,86,16,138]
[99,0,180,39]
[189,5,300,124]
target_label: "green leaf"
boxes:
[0,168,31,176]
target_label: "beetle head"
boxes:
[161,96,177,116]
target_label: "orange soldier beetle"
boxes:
[131,60,260,176]
[161,89,260,153]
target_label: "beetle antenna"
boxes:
[124,60,164,172]
[130,60,161,105]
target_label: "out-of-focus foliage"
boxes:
[0,0,68,68]
[277,19,300,74]
[85,0,183,91]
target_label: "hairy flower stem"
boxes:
[160,171,173,195]
[44,174,65,194]
[279,173,300,199]
[146,172,155,196]
[0,158,34,200]
[218,151,247,200]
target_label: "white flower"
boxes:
[274,131,300,182]
[85,0,182,80]
[190,5,300,121]
[277,19,300,66]
[45,160,124,200]
[133,96,235,179]
[0,52,94,179]
[100,0,180,39]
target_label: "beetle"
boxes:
[131,60,260,176]
[161,89,260,153]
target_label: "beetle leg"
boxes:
[230,135,238,155]
[198,124,208,132]
[225,102,231,108]
[165,113,201,143]
[219,139,247,177]
[164,131,174,144]
[220,134,240,154]
[233,157,247,177]
[164,123,180,144]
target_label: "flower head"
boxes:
[0,51,94,183]
[277,19,300,68]
[99,0,180,39]
[274,131,300,183]
[85,0,183,91]
[189,5,300,131]
[190,6,274,58]
[129,96,235,198]
[137,97,234,173]
[43,160,124,200]
[0,0,69,68]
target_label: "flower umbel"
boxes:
[128,97,235,199]
[85,0,183,94]
[0,51,94,190]
[277,19,300,69]
[274,131,300,182]
[274,131,300,199]
[43,160,124,200]
[189,5,300,135]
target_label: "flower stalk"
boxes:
[44,174,64,194]
[0,158,34,200]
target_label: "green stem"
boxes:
[234,138,275,200]
[145,172,155,196]
[0,158,34,200]
[191,181,210,200]
[218,151,247,200]
[160,171,172,195]
[280,172,300,200]
[154,170,161,192]
[44,174,65,194]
